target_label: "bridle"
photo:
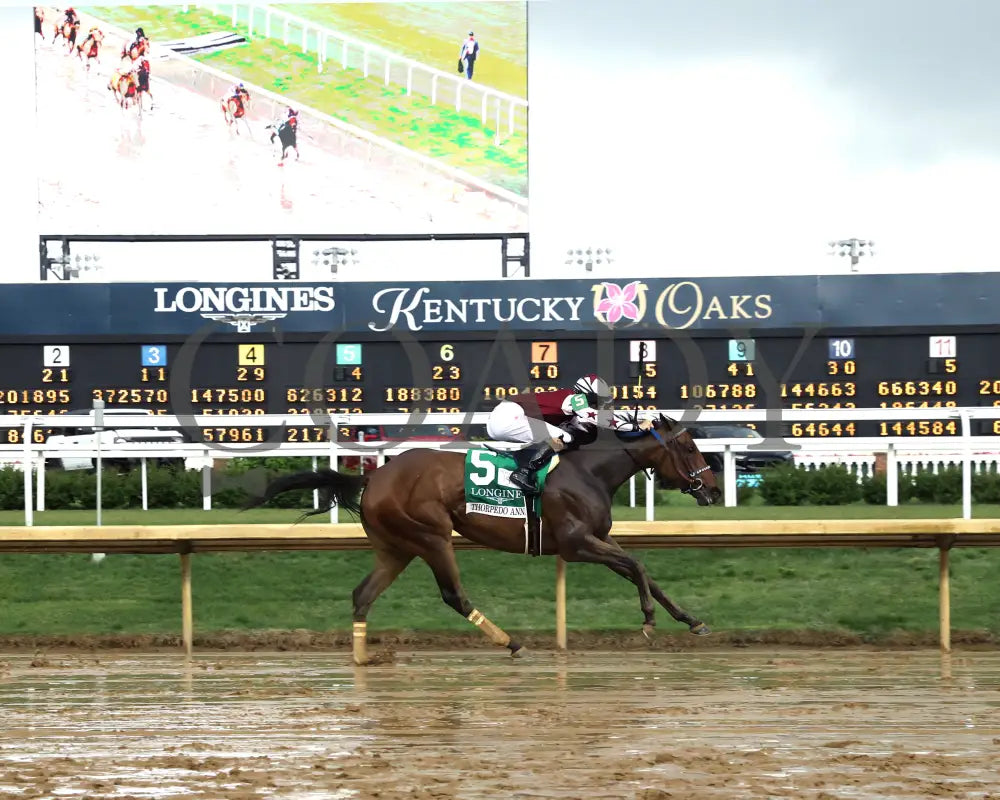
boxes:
[625,423,712,495]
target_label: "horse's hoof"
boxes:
[510,645,527,659]
[689,622,711,636]
[641,623,655,640]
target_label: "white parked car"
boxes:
[45,409,186,471]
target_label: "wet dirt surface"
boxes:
[1,649,999,799]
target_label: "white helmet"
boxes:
[573,374,613,409]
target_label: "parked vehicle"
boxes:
[337,424,462,471]
[45,408,185,471]
[688,424,795,474]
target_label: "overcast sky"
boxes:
[6,1,1000,280]
[528,0,1000,277]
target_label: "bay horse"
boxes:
[247,414,722,664]
[76,28,103,71]
[52,18,79,52]
[108,68,138,110]
[221,88,251,134]
[121,36,148,62]
[266,116,299,164]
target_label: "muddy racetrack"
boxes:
[2,648,999,799]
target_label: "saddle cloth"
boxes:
[464,449,557,518]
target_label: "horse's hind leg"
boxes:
[350,548,412,665]
[422,540,525,658]
[563,533,659,634]
[597,537,708,635]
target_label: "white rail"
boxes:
[1,408,998,526]
[200,3,528,135]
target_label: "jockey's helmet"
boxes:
[136,27,144,36]
[573,375,613,409]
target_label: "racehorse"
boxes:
[266,117,299,164]
[76,28,103,71]
[52,18,79,51]
[108,68,138,110]
[134,59,153,111]
[121,36,148,62]
[246,414,722,664]
[221,88,251,134]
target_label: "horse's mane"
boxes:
[613,409,677,441]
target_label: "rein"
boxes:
[626,424,711,494]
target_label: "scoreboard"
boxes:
[0,329,996,444]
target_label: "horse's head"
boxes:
[618,413,721,506]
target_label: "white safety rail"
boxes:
[2,408,1000,526]
[197,3,528,136]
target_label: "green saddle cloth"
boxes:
[464,449,556,518]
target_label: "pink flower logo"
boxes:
[595,281,641,325]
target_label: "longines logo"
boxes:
[592,281,773,330]
[153,286,336,333]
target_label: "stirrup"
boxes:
[510,468,537,493]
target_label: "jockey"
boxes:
[486,374,617,493]
[62,7,79,25]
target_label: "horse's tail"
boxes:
[243,468,367,521]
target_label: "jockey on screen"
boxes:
[62,7,79,26]
[486,374,619,493]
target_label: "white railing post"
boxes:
[264,9,271,38]
[36,459,45,512]
[362,47,369,78]
[231,4,238,27]
[201,451,211,511]
[509,100,515,135]
[328,422,338,523]
[141,457,149,511]
[22,418,33,527]
[311,455,319,509]
[431,74,438,105]
[961,410,972,520]
[887,443,898,507]
[283,18,289,46]
[301,22,308,53]
[723,445,736,507]
[629,474,636,507]
[384,55,391,86]
[247,4,254,37]
[406,64,413,95]
[645,471,654,521]
[342,38,348,69]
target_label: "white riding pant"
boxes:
[486,401,568,445]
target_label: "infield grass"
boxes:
[83,3,528,195]
[2,503,999,637]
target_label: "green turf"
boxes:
[1,504,999,637]
[84,4,527,195]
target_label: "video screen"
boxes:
[34,3,527,235]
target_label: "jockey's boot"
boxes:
[510,441,557,494]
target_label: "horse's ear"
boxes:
[658,412,668,427]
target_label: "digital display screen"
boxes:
[0,331,993,444]
[34,3,528,236]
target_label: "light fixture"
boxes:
[827,238,875,272]
[39,238,103,280]
[565,246,614,272]
[312,246,359,275]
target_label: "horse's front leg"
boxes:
[562,529,657,635]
